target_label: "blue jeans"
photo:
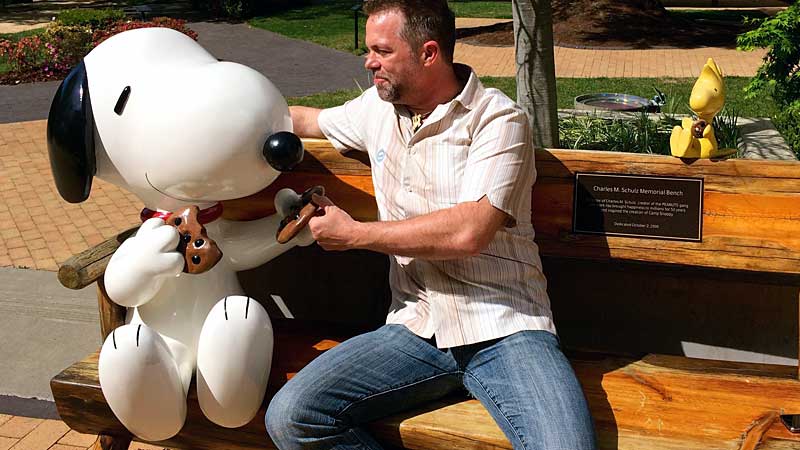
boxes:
[266,324,596,450]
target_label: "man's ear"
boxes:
[420,40,439,67]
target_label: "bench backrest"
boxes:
[59,139,800,361]
[224,139,800,277]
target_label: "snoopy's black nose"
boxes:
[263,131,303,171]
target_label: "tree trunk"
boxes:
[512,0,558,149]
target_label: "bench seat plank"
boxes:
[51,321,800,450]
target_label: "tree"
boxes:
[737,3,800,156]
[512,0,558,149]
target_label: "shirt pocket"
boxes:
[422,142,470,208]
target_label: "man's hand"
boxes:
[308,194,363,251]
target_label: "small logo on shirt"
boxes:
[375,148,386,164]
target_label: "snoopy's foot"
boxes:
[98,324,187,441]
[197,296,274,428]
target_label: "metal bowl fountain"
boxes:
[574,89,666,113]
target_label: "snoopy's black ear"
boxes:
[47,60,95,203]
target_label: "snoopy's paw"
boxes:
[105,218,185,307]
[98,324,187,440]
[295,225,316,247]
[197,296,273,427]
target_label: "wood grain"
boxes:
[51,322,800,450]
[96,277,126,341]
[227,142,800,275]
[57,227,137,290]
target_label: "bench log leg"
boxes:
[97,276,126,340]
[91,434,131,450]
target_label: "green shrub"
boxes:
[1,16,198,84]
[92,17,198,47]
[191,0,254,18]
[56,8,125,28]
[737,3,800,155]
[773,105,800,159]
[559,113,677,155]
[713,107,741,152]
[557,110,743,156]
[43,24,92,64]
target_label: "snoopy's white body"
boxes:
[51,27,314,440]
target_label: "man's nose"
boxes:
[364,52,379,71]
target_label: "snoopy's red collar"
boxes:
[140,203,223,224]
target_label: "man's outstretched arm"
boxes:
[309,195,508,260]
[289,106,324,138]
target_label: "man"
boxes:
[265,1,596,449]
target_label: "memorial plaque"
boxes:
[573,173,703,241]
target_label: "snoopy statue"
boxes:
[46,27,318,441]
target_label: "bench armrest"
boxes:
[57,227,139,290]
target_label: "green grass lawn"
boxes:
[250,1,368,55]
[249,2,766,56]
[448,1,512,19]
[289,76,782,155]
[0,28,46,42]
[289,77,777,119]
[249,1,515,54]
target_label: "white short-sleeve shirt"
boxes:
[318,65,555,348]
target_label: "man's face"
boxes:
[364,10,422,104]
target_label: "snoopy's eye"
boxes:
[114,86,131,115]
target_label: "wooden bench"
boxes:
[51,139,800,449]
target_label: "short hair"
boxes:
[363,0,456,65]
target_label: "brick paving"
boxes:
[0,120,142,271]
[0,414,174,449]
[453,18,768,78]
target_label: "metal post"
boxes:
[351,4,361,50]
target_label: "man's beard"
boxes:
[374,74,402,103]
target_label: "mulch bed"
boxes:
[457,0,759,49]
[0,72,62,85]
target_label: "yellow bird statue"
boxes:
[670,58,736,159]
